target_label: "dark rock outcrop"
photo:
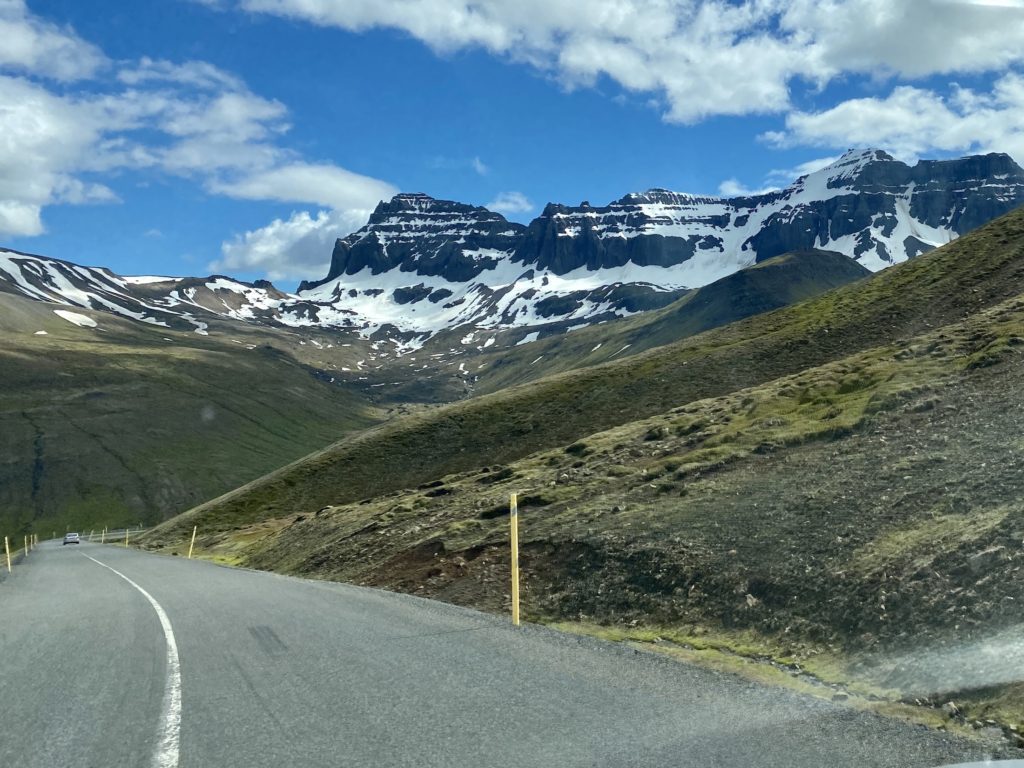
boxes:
[299,193,526,291]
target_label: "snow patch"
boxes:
[123,275,182,285]
[53,309,97,328]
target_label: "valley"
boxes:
[3,148,1024,746]
[0,292,381,533]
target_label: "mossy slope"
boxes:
[146,205,1024,541]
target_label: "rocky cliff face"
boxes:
[284,150,1024,349]
[301,193,525,290]
[510,150,1024,278]
[745,151,1024,263]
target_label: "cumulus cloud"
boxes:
[0,200,43,237]
[235,0,1024,123]
[762,73,1024,163]
[0,0,106,81]
[0,68,292,236]
[210,208,373,281]
[0,6,395,253]
[486,191,533,214]
[781,0,1024,79]
[0,75,115,235]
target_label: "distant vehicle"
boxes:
[63,533,80,546]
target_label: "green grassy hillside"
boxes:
[0,294,381,536]
[143,205,1024,542]
[171,281,1024,734]
[239,292,1024,646]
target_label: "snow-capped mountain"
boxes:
[291,150,1024,346]
[2,150,1023,351]
[0,248,290,335]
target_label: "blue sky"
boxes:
[2,0,1023,288]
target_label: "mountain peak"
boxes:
[837,147,896,163]
[304,192,525,288]
[370,192,438,216]
[615,188,722,206]
[370,192,509,220]
[808,148,899,185]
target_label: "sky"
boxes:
[1,0,1023,289]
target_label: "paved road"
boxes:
[0,541,1002,768]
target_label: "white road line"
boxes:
[83,553,181,768]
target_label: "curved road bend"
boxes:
[0,541,1001,768]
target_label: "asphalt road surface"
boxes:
[0,541,1005,768]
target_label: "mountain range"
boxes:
[3,147,1024,533]
[3,149,1023,355]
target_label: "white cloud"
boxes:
[0,200,43,237]
[486,191,533,214]
[717,179,779,198]
[117,57,246,92]
[235,0,1024,123]
[50,176,119,205]
[472,156,489,175]
[0,0,106,80]
[210,162,397,209]
[763,73,1024,164]
[0,75,113,235]
[211,208,372,280]
[0,70,293,236]
[0,14,396,248]
[781,0,1024,80]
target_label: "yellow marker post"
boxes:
[24,535,29,557]
[101,528,105,544]
[4,536,11,573]
[187,526,198,560]
[510,492,520,626]
[89,530,94,542]
[124,529,129,548]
